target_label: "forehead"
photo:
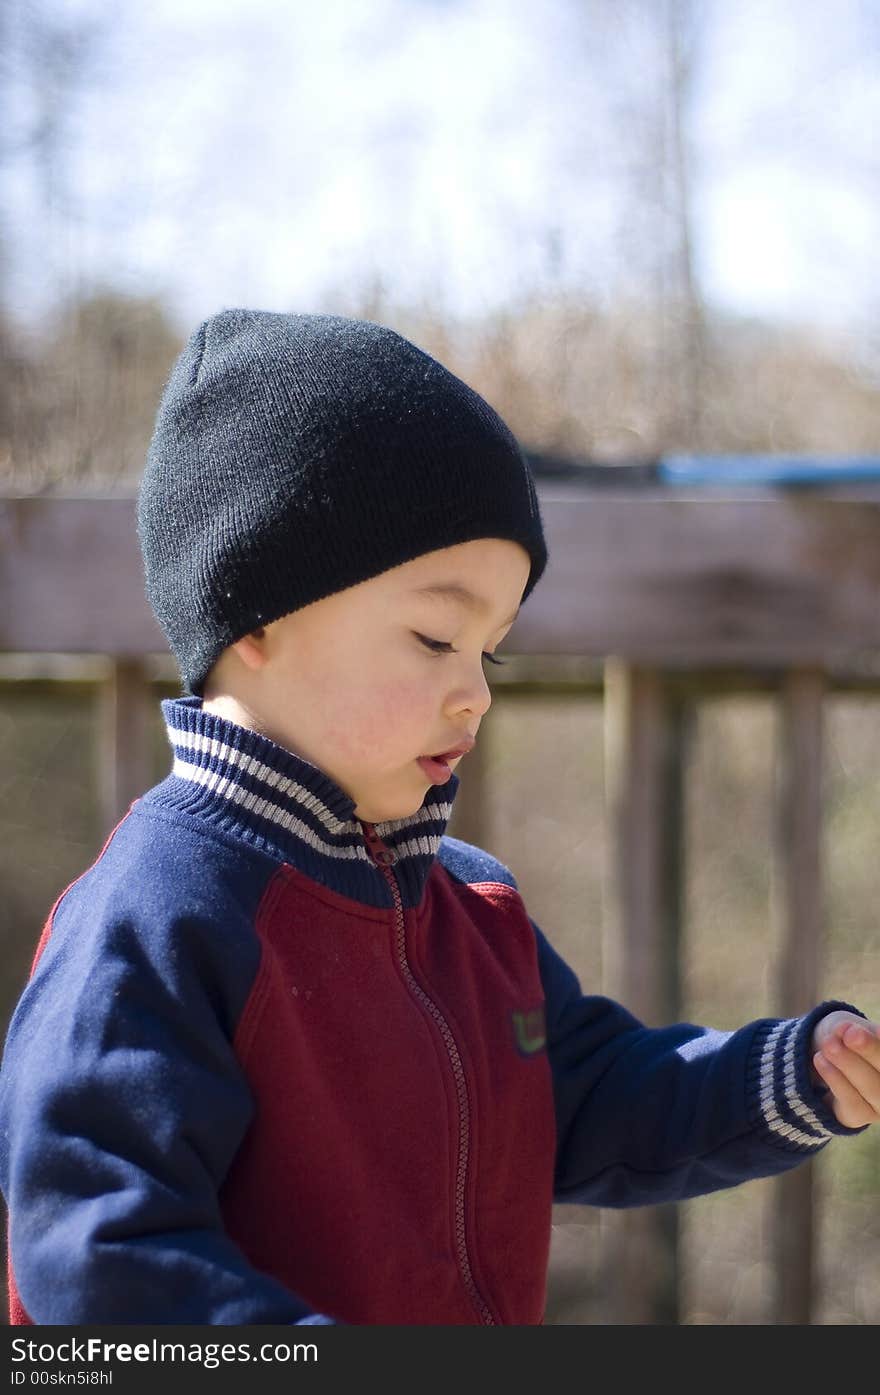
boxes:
[283,540,529,635]
[409,581,521,627]
[388,538,530,621]
[398,539,530,586]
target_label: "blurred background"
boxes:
[1,0,879,1324]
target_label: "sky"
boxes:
[4,0,879,349]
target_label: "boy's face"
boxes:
[204,538,532,823]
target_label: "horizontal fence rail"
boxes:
[5,487,880,663]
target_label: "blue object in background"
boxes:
[659,456,880,487]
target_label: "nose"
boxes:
[445,660,492,721]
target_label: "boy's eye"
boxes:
[414,633,506,666]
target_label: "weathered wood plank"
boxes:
[603,663,687,1024]
[772,668,825,1325]
[0,497,162,654]
[525,492,880,664]
[600,663,687,1323]
[4,493,880,663]
[445,721,489,849]
[95,659,154,831]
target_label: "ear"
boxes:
[229,626,268,672]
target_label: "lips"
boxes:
[426,737,476,762]
[416,737,476,785]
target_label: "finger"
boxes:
[813,1051,878,1128]
[812,1053,873,1128]
[813,1013,876,1054]
[823,1018,879,1048]
[841,1022,880,1060]
[824,1031,880,1094]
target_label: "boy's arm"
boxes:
[532,920,871,1208]
[0,900,337,1326]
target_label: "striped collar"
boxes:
[140,696,461,909]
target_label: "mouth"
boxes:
[416,740,475,784]
[424,738,475,763]
[416,755,455,784]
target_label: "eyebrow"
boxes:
[411,583,521,629]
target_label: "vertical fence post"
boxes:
[601,660,688,1323]
[96,659,153,838]
[446,708,490,849]
[772,666,826,1325]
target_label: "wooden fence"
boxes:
[3,482,880,1324]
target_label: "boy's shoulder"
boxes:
[27,797,278,1018]
[437,835,519,892]
[54,793,279,942]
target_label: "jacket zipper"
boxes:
[361,820,496,1326]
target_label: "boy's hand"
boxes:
[811,1010,880,1129]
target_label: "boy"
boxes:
[0,308,877,1326]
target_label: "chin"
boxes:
[352,765,438,825]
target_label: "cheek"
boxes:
[310,669,433,760]
[372,676,434,726]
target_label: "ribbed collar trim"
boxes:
[140,696,460,909]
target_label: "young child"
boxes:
[1,308,877,1327]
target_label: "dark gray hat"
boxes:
[137,308,547,696]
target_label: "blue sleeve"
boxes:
[0,882,337,1325]
[533,920,869,1207]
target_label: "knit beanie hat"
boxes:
[137,308,548,697]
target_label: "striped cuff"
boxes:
[746,1001,869,1151]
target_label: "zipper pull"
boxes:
[361,821,398,866]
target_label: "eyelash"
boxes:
[415,634,507,666]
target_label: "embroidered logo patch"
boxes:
[511,1006,547,1056]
